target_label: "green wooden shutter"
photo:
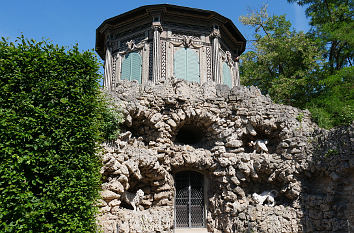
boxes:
[131,52,142,83]
[174,48,187,80]
[174,48,200,83]
[121,52,142,83]
[186,49,199,82]
[223,62,232,87]
[121,54,131,81]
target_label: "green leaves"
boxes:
[239,4,353,129]
[239,6,323,107]
[306,67,354,128]
[288,0,353,71]
[0,36,107,232]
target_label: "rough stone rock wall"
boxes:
[97,78,353,233]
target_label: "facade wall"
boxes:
[97,79,354,233]
[103,18,241,90]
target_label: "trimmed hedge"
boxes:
[0,36,109,232]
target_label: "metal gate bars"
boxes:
[175,171,205,228]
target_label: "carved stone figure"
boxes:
[252,190,278,207]
[122,189,144,211]
[170,35,203,49]
[120,40,146,54]
[249,139,269,154]
[223,51,234,66]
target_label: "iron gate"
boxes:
[175,171,204,228]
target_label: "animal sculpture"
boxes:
[249,139,269,154]
[252,190,278,207]
[122,189,144,211]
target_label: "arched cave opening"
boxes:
[171,113,217,149]
[176,124,204,145]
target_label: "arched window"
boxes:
[223,62,232,87]
[121,52,142,83]
[174,48,200,83]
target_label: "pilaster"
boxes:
[234,57,240,86]
[152,23,163,82]
[103,45,113,90]
[211,27,221,83]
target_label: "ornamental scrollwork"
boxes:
[119,39,147,55]
[222,51,234,67]
[170,35,203,49]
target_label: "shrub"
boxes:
[0,36,110,232]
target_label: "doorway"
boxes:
[175,171,205,228]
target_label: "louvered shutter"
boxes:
[223,62,232,87]
[174,48,200,83]
[121,54,131,81]
[120,52,142,83]
[131,52,142,83]
[186,49,199,82]
[174,48,187,80]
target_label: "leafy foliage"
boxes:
[287,0,353,71]
[239,4,353,129]
[239,5,323,107]
[0,36,117,232]
[98,93,123,141]
[306,67,354,128]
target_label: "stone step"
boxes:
[175,228,209,233]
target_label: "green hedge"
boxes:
[0,36,109,232]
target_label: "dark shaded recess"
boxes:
[176,124,205,145]
[120,200,134,210]
[173,117,216,149]
[241,126,282,154]
[119,175,147,211]
[122,118,159,145]
[119,168,168,210]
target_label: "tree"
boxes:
[239,4,353,129]
[0,36,120,232]
[306,66,354,128]
[287,0,353,72]
[239,5,323,107]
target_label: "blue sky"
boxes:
[0,0,309,58]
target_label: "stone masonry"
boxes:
[96,78,353,233]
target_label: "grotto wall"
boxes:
[97,78,353,233]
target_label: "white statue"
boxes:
[249,139,269,154]
[122,189,144,211]
[252,190,278,207]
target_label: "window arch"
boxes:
[174,48,200,83]
[222,62,232,87]
[121,52,142,83]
